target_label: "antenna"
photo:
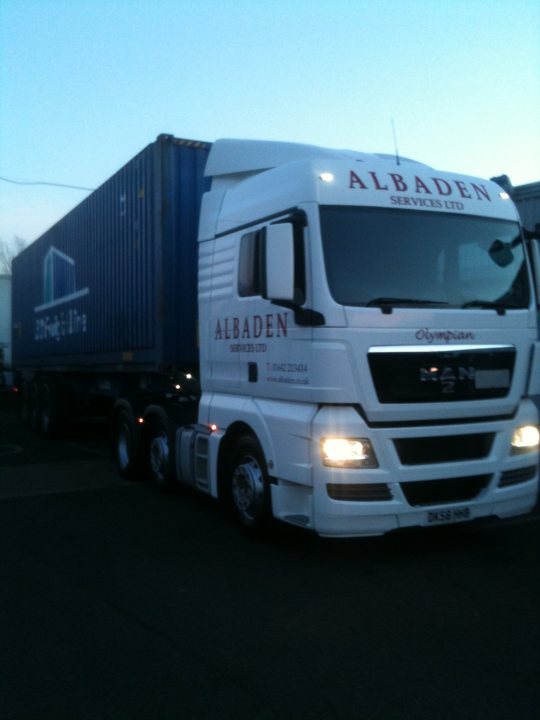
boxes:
[391,119,401,166]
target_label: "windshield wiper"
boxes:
[366,297,450,314]
[462,300,507,315]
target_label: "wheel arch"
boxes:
[141,403,171,437]
[111,398,135,424]
[217,421,272,501]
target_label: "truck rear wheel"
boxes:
[146,419,177,493]
[230,435,271,532]
[113,410,140,480]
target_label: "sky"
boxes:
[1,0,539,248]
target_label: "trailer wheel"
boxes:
[28,382,40,433]
[39,384,53,437]
[229,435,271,532]
[113,410,140,480]
[20,382,31,427]
[146,419,176,493]
[39,383,63,438]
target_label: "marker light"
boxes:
[511,425,540,452]
[321,437,378,468]
[499,191,510,200]
[319,172,335,183]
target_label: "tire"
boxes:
[19,382,31,427]
[39,383,62,438]
[146,418,177,493]
[229,435,272,532]
[39,383,53,437]
[113,410,140,480]
[28,382,40,433]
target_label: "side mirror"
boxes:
[489,239,515,268]
[264,224,295,302]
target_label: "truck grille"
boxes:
[400,474,491,506]
[394,433,494,465]
[368,346,515,403]
[327,483,393,501]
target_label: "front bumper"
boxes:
[273,402,539,538]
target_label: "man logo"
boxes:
[419,365,475,394]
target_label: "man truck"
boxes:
[12,134,540,536]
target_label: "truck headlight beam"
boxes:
[511,425,540,453]
[321,437,378,468]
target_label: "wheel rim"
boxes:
[117,424,131,471]
[231,455,265,523]
[149,433,169,483]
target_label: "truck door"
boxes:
[236,217,313,395]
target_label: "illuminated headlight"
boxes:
[511,425,540,453]
[321,437,378,468]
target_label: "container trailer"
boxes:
[12,134,540,536]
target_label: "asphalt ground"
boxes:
[0,397,539,720]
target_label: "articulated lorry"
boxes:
[12,134,540,536]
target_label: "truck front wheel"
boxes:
[230,436,271,532]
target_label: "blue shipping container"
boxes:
[12,135,211,371]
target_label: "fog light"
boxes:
[321,437,378,468]
[511,425,540,452]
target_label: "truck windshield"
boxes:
[320,207,530,309]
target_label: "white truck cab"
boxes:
[197,139,540,536]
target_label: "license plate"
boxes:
[426,506,471,525]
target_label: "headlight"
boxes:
[511,425,540,453]
[321,437,378,468]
